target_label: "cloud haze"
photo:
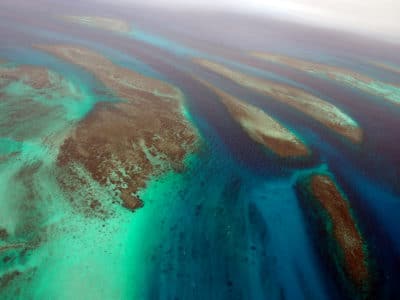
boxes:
[98,0,400,42]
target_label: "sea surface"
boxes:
[0,1,399,299]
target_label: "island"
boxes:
[251,52,400,105]
[196,78,309,157]
[35,45,200,211]
[63,16,131,33]
[296,174,372,299]
[194,58,362,143]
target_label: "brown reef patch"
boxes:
[0,228,8,240]
[0,62,83,145]
[0,271,21,289]
[311,175,369,286]
[0,65,53,90]
[196,78,309,157]
[251,52,400,105]
[0,243,27,253]
[63,16,131,33]
[369,61,400,76]
[296,174,371,298]
[35,45,199,211]
[194,58,362,143]
[251,52,373,83]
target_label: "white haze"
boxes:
[96,0,400,43]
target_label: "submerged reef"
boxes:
[0,228,8,240]
[369,61,400,76]
[0,271,21,289]
[0,231,36,291]
[251,52,400,105]
[296,174,372,299]
[35,45,199,211]
[0,63,85,142]
[194,58,362,143]
[196,78,310,157]
[63,16,131,33]
[0,65,55,90]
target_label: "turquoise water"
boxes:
[130,28,202,57]
[0,9,399,300]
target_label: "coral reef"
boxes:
[252,52,400,105]
[36,45,200,211]
[296,174,372,299]
[197,78,309,157]
[194,58,362,143]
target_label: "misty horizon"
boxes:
[90,0,400,43]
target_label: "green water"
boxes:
[0,65,118,298]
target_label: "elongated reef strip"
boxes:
[63,16,131,33]
[251,52,400,105]
[296,174,371,297]
[0,243,27,253]
[197,78,309,157]
[369,61,400,76]
[35,45,199,211]
[194,59,362,143]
